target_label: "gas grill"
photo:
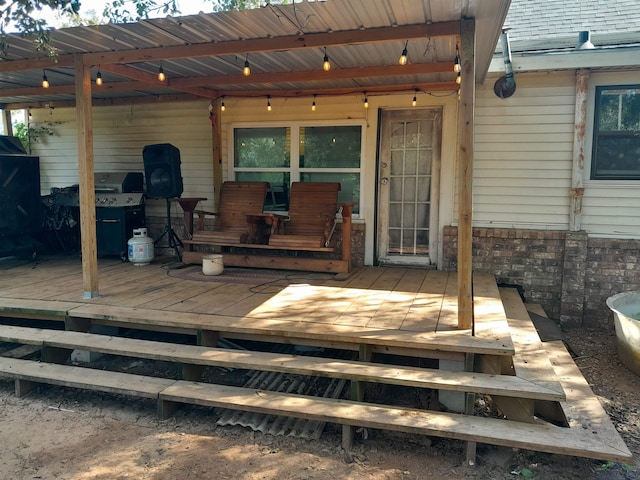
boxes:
[93,172,146,258]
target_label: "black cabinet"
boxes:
[96,205,145,257]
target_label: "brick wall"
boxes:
[442,226,640,329]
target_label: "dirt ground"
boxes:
[0,327,639,480]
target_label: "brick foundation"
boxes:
[442,226,640,328]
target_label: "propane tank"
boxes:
[128,228,154,266]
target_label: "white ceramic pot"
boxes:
[202,254,224,276]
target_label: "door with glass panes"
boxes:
[377,109,442,265]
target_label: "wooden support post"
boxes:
[211,98,223,209]
[457,19,476,330]
[2,109,12,136]
[344,343,373,456]
[158,398,179,420]
[183,330,220,381]
[15,378,39,397]
[74,54,99,299]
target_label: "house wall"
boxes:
[446,69,640,328]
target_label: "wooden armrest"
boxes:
[194,209,220,230]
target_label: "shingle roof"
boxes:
[503,0,640,52]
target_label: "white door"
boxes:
[377,109,442,266]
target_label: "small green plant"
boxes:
[13,121,60,153]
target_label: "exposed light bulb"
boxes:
[267,96,272,111]
[399,41,408,65]
[312,94,317,111]
[456,72,461,85]
[96,71,103,86]
[454,44,461,73]
[323,47,331,71]
[412,95,417,107]
[221,100,226,112]
[158,65,166,82]
[42,71,49,88]
[363,94,369,109]
[243,55,251,76]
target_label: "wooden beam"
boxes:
[74,54,99,299]
[457,19,475,330]
[0,22,459,74]
[2,82,458,110]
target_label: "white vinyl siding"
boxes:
[473,72,575,229]
[30,101,214,217]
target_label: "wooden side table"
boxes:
[171,197,207,239]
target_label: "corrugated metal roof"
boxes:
[0,0,510,108]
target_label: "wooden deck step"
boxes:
[0,353,630,462]
[0,356,175,399]
[0,298,82,321]
[160,378,632,462]
[0,324,563,400]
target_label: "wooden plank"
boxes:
[543,340,632,461]
[68,303,514,355]
[0,297,81,321]
[159,380,632,461]
[0,357,175,398]
[0,325,559,399]
[499,287,565,396]
[473,273,514,350]
[183,251,350,273]
[401,270,447,332]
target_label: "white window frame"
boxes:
[585,71,640,187]
[230,120,366,218]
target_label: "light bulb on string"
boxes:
[221,96,226,112]
[412,91,417,107]
[323,47,331,71]
[454,44,461,73]
[42,71,49,88]
[267,96,272,111]
[456,72,461,85]
[243,54,251,76]
[96,70,103,86]
[363,92,369,109]
[158,63,166,81]
[399,40,408,65]
[312,94,317,111]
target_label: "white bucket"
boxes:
[202,254,224,276]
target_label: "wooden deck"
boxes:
[0,255,631,462]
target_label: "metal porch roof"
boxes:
[0,0,510,109]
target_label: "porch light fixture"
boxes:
[363,92,369,109]
[243,54,251,76]
[221,96,226,112]
[312,94,317,111]
[323,47,331,71]
[158,63,166,82]
[412,89,417,107]
[456,72,462,85]
[95,69,103,86]
[267,95,272,111]
[454,44,461,73]
[42,70,49,88]
[399,40,408,65]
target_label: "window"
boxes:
[233,124,362,213]
[591,85,640,180]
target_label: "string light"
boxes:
[221,96,226,112]
[412,90,417,107]
[323,47,331,72]
[363,92,369,109]
[456,72,462,85]
[267,95,272,111]
[243,54,251,76]
[454,44,461,73]
[96,69,103,86]
[312,94,317,111]
[158,62,166,82]
[399,40,408,65]
[42,70,49,88]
